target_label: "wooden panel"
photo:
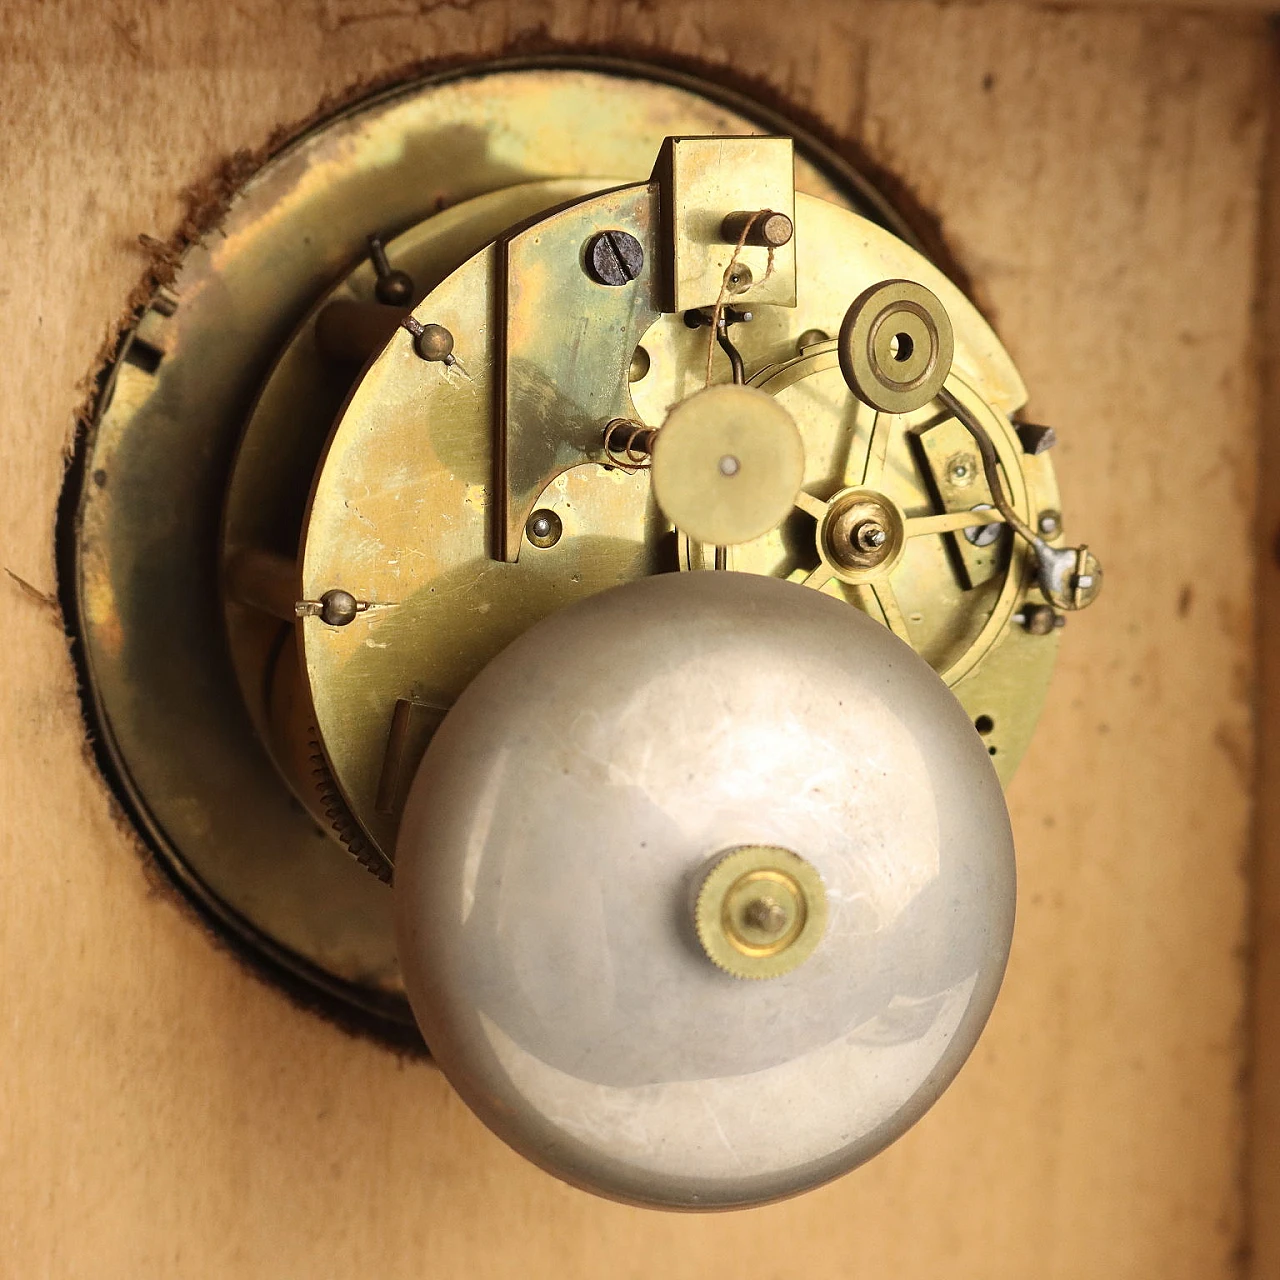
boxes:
[0,2,1266,1276]
[1249,41,1280,1280]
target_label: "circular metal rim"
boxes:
[839,279,956,414]
[62,54,915,1041]
[816,486,909,584]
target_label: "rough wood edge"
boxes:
[1247,27,1280,1280]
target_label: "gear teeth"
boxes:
[694,875,765,979]
[308,733,393,884]
[693,846,827,980]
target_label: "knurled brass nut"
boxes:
[694,845,828,980]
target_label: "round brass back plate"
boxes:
[65,57,901,1038]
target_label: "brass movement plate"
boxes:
[67,58,907,1037]
[300,184,1059,883]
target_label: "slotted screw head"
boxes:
[586,230,645,286]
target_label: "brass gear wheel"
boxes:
[681,357,1038,690]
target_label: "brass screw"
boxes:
[367,234,414,307]
[946,452,978,488]
[822,492,901,575]
[743,896,788,934]
[586,229,645,286]
[525,509,563,549]
[855,521,888,552]
[1020,603,1062,635]
[319,589,359,627]
[963,505,1004,548]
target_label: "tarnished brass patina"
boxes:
[496,183,662,561]
[67,57,1096,1035]
[296,166,1076,880]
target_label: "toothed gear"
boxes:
[693,845,828,980]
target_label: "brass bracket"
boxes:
[375,698,451,820]
[650,135,797,312]
[494,183,661,562]
[492,136,801,562]
[913,416,1005,591]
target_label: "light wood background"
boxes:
[2,2,1275,1277]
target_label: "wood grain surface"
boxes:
[0,2,1270,1277]
[1249,38,1280,1280]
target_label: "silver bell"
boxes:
[396,572,1014,1210]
